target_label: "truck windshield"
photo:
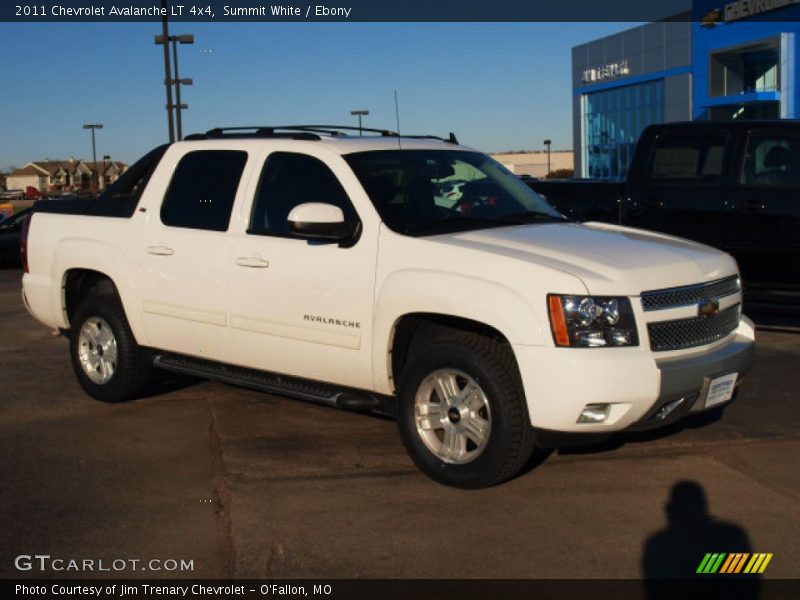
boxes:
[344,150,566,236]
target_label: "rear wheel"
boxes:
[69,295,152,402]
[397,332,535,489]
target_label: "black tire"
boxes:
[397,332,535,489]
[69,295,152,403]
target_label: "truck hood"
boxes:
[430,221,738,296]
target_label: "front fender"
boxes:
[371,269,548,394]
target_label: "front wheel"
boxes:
[69,296,152,403]
[397,332,535,489]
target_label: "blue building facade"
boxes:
[572,1,800,179]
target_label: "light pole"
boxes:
[543,139,552,176]
[156,32,194,141]
[350,110,369,136]
[156,0,174,143]
[83,123,103,193]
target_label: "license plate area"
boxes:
[705,372,738,408]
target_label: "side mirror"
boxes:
[287,203,354,241]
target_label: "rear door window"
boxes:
[161,150,248,231]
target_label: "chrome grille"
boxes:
[641,276,740,311]
[648,304,740,352]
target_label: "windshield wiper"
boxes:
[408,216,512,236]
[492,211,570,225]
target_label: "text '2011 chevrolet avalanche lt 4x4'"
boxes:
[21,125,755,488]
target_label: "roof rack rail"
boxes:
[184,125,460,144]
[402,133,460,145]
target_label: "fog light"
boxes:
[578,403,611,423]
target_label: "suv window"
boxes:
[740,135,800,187]
[650,136,725,181]
[249,152,356,237]
[161,150,247,231]
[344,150,562,236]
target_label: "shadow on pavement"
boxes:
[556,407,726,456]
[642,481,760,598]
[139,369,202,400]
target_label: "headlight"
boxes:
[547,294,638,348]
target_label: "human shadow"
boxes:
[642,481,760,599]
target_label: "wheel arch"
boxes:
[372,270,547,395]
[63,269,120,325]
[54,239,147,344]
[388,313,514,395]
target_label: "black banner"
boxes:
[5,0,694,23]
[5,579,800,600]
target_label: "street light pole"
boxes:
[83,123,103,193]
[158,0,175,143]
[350,110,369,136]
[543,139,552,176]
[170,34,194,140]
[155,18,193,142]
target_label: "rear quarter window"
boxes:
[649,135,726,182]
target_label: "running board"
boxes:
[153,353,388,414]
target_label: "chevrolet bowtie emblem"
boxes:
[701,8,723,27]
[699,299,720,317]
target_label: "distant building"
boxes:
[490,150,574,178]
[5,157,127,193]
[573,1,800,179]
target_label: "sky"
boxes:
[0,22,634,170]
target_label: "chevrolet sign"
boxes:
[725,0,800,22]
[582,60,630,84]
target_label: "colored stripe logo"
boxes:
[697,553,773,574]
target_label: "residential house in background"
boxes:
[5,157,128,194]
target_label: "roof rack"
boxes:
[184,125,459,144]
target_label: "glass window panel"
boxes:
[161,150,247,231]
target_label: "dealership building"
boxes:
[572,0,800,179]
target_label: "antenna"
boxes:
[394,91,402,150]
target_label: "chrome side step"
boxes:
[153,353,388,414]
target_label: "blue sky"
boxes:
[0,22,633,170]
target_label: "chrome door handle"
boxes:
[146,245,174,256]
[236,256,270,268]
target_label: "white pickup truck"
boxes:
[21,125,755,488]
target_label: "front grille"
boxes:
[641,276,740,311]
[648,304,740,352]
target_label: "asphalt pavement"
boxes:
[0,268,798,582]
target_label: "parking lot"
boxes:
[0,267,798,581]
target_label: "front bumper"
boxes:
[514,317,756,443]
[627,327,755,432]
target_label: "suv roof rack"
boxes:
[184,125,459,144]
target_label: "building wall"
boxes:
[491,151,574,177]
[691,0,800,120]
[6,175,42,191]
[572,3,800,179]
[572,18,692,178]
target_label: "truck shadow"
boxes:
[138,370,202,400]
